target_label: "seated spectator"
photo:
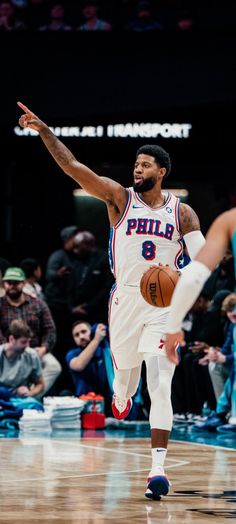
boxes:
[66,321,143,419]
[77,0,112,31]
[193,358,235,433]
[0,267,61,398]
[0,319,44,398]
[39,2,72,31]
[171,291,211,421]
[11,0,28,7]
[198,293,236,400]
[176,9,194,31]
[172,289,230,422]
[203,248,235,299]
[0,0,26,30]
[124,0,162,32]
[20,257,44,300]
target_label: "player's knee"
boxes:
[148,373,172,402]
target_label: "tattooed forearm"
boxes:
[40,126,77,171]
[179,203,201,234]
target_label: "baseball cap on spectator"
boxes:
[2,267,26,282]
[60,225,79,242]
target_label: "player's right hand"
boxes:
[17,101,45,132]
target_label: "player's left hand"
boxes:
[165,331,185,365]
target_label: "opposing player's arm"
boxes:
[195,210,232,270]
[179,203,205,260]
[17,102,127,210]
[165,210,233,363]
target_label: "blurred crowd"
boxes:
[0,0,234,33]
[0,223,235,434]
[171,247,236,434]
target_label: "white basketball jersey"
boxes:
[109,188,184,287]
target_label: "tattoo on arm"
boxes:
[179,203,200,234]
[40,127,76,169]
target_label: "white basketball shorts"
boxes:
[109,285,170,370]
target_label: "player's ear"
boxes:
[159,167,167,178]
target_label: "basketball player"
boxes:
[17,101,205,500]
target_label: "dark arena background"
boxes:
[1,0,236,266]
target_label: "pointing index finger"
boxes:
[17,101,31,114]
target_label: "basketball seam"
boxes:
[157,269,165,307]
[146,267,159,307]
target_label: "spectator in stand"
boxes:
[11,0,28,7]
[77,0,112,31]
[39,2,72,31]
[44,224,79,325]
[124,0,162,32]
[0,0,26,30]
[193,294,236,432]
[172,289,231,423]
[197,293,236,400]
[171,291,211,421]
[70,230,114,325]
[182,289,231,420]
[66,320,143,419]
[20,258,44,300]
[0,267,61,398]
[203,247,235,299]
[176,9,194,31]
[0,319,44,399]
[44,225,79,390]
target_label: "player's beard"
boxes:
[133,177,155,193]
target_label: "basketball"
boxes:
[140,265,180,307]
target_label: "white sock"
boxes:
[149,448,167,477]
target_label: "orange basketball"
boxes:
[140,265,180,307]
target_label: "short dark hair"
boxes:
[8,319,32,340]
[60,225,79,243]
[136,144,171,178]
[20,258,40,278]
[72,320,91,331]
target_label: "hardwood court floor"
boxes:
[0,434,235,523]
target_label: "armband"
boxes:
[166,261,211,333]
[183,230,205,261]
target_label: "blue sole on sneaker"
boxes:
[145,476,169,500]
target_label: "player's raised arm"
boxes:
[17,102,126,207]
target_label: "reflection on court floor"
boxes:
[0,424,235,523]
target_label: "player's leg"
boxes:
[109,288,143,419]
[112,365,142,419]
[144,353,175,499]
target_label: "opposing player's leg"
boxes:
[144,353,175,500]
[112,365,142,419]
